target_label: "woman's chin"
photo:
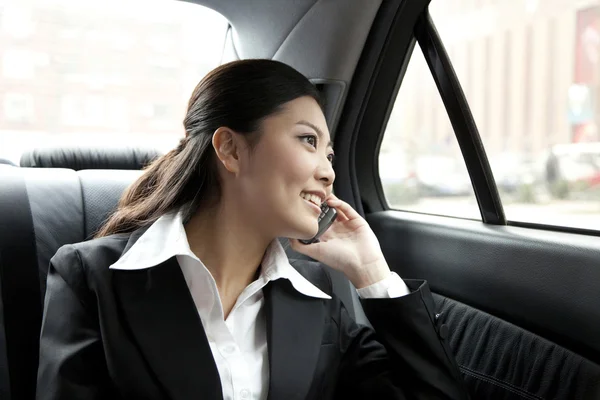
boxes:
[288,222,319,241]
[278,211,319,240]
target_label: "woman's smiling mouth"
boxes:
[301,191,324,214]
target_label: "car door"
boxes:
[332,0,600,398]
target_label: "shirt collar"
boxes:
[109,210,331,300]
[259,238,331,299]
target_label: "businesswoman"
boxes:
[37,59,469,400]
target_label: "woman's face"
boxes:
[236,96,335,240]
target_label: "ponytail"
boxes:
[94,135,217,237]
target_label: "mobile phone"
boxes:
[299,202,338,244]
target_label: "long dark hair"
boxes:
[95,59,323,238]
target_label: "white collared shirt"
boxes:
[110,211,409,400]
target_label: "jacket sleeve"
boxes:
[36,245,118,400]
[334,279,469,400]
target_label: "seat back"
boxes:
[0,167,142,399]
[19,147,162,171]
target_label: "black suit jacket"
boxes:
[36,228,470,400]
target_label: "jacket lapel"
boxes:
[113,246,222,400]
[264,278,326,400]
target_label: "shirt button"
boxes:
[240,389,251,399]
[223,345,236,355]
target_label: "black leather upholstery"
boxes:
[77,170,145,239]
[369,211,600,363]
[0,167,144,399]
[0,168,42,400]
[19,147,162,170]
[434,293,600,400]
[22,169,86,295]
[369,211,600,399]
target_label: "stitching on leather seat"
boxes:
[460,365,544,400]
[460,364,543,399]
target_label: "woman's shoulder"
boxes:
[50,232,132,283]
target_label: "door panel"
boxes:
[433,292,600,399]
[369,211,600,363]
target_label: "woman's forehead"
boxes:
[269,97,329,135]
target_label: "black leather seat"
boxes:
[0,165,367,400]
[19,147,162,170]
[0,167,143,399]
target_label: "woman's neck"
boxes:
[184,200,272,317]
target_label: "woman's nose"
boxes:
[317,158,335,185]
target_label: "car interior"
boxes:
[1,0,600,399]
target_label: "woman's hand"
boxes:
[289,194,392,289]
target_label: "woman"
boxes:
[37,59,469,400]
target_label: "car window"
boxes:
[428,1,600,230]
[0,0,228,165]
[379,43,480,220]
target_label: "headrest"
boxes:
[19,147,163,171]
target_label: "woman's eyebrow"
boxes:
[297,120,333,148]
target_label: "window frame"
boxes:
[353,6,600,236]
[411,11,505,224]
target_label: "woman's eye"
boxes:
[327,153,335,164]
[302,135,317,148]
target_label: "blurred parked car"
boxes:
[544,142,600,199]
[488,153,528,194]
[415,155,472,197]
[379,152,420,205]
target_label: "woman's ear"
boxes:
[212,127,242,174]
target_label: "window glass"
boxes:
[379,44,480,220]
[0,0,228,164]
[430,0,600,230]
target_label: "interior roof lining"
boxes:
[269,0,320,60]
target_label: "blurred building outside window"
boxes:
[0,0,228,164]
[380,0,600,230]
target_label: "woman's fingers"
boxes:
[325,195,362,221]
[330,204,349,222]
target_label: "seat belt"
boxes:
[0,274,10,400]
[0,168,43,400]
